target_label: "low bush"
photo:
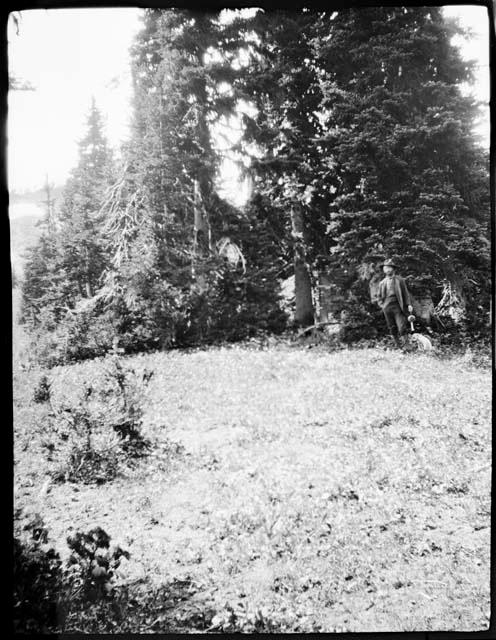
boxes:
[14,510,131,633]
[26,322,71,369]
[48,408,123,484]
[65,527,130,602]
[33,374,52,403]
[42,356,152,484]
[24,305,117,368]
[63,308,117,362]
[13,511,65,633]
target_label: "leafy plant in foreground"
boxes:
[13,511,65,633]
[66,527,130,601]
[14,510,131,633]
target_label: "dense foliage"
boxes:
[19,8,490,365]
[312,8,490,318]
[233,7,489,327]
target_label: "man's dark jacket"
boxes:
[378,275,411,314]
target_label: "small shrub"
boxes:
[96,355,153,457]
[48,403,123,484]
[46,356,152,484]
[33,374,52,403]
[339,305,378,343]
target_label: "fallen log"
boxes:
[297,320,378,338]
[297,321,341,337]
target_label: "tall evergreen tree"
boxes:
[309,7,490,321]
[232,9,326,326]
[21,99,114,336]
[98,9,220,348]
[233,7,489,326]
[20,234,60,326]
[57,98,114,301]
[100,8,287,349]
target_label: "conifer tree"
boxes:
[310,7,490,321]
[101,8,287,348]
[20,234,60,326]
[231,9,327,326]
[57,98,114,300]
[21,99,114,334]
[234,7,489,326]
[98,9,218,348]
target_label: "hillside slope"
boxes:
[13,346,491,632]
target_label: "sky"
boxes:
[7,8,142,194]
[7,5,491,204]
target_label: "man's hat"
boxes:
[380,258,399,269]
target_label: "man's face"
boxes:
[383,265,394,276]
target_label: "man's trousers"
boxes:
[383,302,407,344]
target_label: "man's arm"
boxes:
[399,277,413,312]
[377,281,385,308]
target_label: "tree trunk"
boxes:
[42,175,57,234]
[84,247,93,298]
[193,179,211,253]
[192,178,212,281]
[77,279,84,298]
[291,205,314,326]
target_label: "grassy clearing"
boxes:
[13,344,491,632]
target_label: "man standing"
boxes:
[378,258,413,348]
